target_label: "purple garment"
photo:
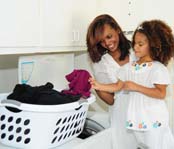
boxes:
[62,69,91,98]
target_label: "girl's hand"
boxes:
[88,77,101,90]
[123,81,138,91]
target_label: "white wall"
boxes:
[0,52,108,112]
[0,68,18,93]
[0,55,18,93]
[0,52,174,134]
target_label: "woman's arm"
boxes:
[95,90,114,105]
[89,78,124,93]
[124,81,167,99]
[91,58,121,105]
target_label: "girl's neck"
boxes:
[137,56,153,64]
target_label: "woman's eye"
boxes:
[107,35,112,39]
[100,40,104,44]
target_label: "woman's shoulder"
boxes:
[93,53,120,69]
[92,53,110,68]
[101,53,116,63]
[92,53,121,83]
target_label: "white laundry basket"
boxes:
[0,93,95,149]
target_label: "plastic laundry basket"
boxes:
[0,93,95,149]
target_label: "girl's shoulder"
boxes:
[150,61,170,84]
[152,61,168,71]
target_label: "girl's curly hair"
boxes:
[132,20,174,65]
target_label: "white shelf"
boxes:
[0,46,87,55]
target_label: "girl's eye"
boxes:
[134,42,143,47]
[138,42,144,46]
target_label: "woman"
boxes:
[86,14,137,149]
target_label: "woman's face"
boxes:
[133,32,151,59]
[99,24,120,52]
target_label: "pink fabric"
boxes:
[62,69,91,98]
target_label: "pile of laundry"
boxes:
[7,69,91,105]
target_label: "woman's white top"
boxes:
[92,50,138,149]
[92,50,136,84]
[118,61,170,131]
[92,50,136,120]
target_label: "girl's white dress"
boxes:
[117,61,174,148]
[92,51,137,149]
[118,61,170,130]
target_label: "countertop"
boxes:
[0,128,112,149]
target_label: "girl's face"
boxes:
[133,32,151,59]
[99,24,120,53]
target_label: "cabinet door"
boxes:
[0,0,39,47]
[96,0,143,31]
[72,0,97,46]
[40,0,74,47]
[142,0,174,30]
[96,0,174,37]
[40,0,97,47]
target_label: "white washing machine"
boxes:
[0,112,112,149]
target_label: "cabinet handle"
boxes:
[72,30,80,42]
[123,30,134,35]
[72,31,76,42]
[77,31,80,42]
[75,31,79,42]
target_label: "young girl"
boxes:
[89,20,174,149]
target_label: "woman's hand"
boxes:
[89,77,101,90]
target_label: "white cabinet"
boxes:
[0,0,39,47]
[1,0,173,54]
[71,0,97,46]
[40,0,97,47]
[142,0,174,30]
[97,0,174,32]
[0,0,97,54]
[40,0,73,47]
[96,0,144,31]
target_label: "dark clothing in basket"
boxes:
[7,82,81,105]
[62,69,91,98]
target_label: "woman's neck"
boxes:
[108,49,120,59]
[109,49,129,66]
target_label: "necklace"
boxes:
[132,61,153,71]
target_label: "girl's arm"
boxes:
[124,81,167,99]
[89,78,124,93]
